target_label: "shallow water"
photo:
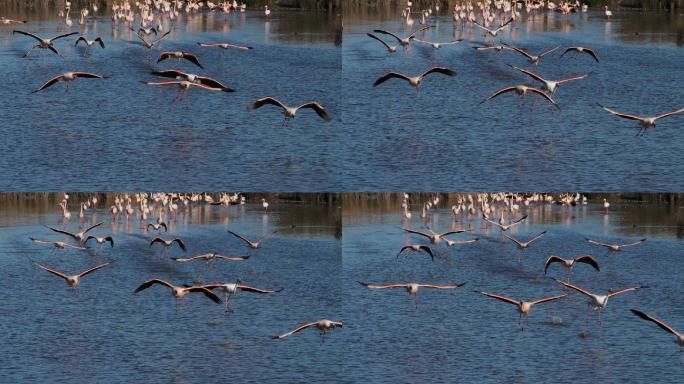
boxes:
[340,10,684,190]
[342,196,684,383]
[0,10,342,191]
[0,195,342,382]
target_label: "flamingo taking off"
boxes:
[481,85,559,109]
[478,291,567,330]
[504,230,547,249]
[34,261,111,288]
[227,230,277,249]
[508,65,589,93]
[75,36,105,52]
[172,253,250,264]
[198,280,283,313]
[544,255,600,281]
[585,237,646,252]
[597,103,684,135]
[134,30,171,50]
[47,222,103,243]
[147,222,168,232]
[84,235,114,248]
[134,279,221,304]
[248,97,332,124]
[402,227,467,244]
[151,69,233,91]
[358,282,466,308]
[366,33,398,53]
[12,30,79,57]
[29,238,86,250]
[157,51,204,68]
[372,26,430,49]
[197,42,253,50]
[149,237,187,252]
[503,43,561,65]
[556,280,648,324]
[397,244,435,260]
[373,67,456,93]
[32,72,107,93]
[560,46,599,62]
[413,38,463,49]
[473,18,513,37]
[272,319,343,344]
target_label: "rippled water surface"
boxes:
[341,10,684,190]
[0,194,342,382]
[0,10,342,191]
[342,196,684,383]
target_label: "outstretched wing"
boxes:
[77,261,112,278]
[32,75,64,93]
[597,103,644,121]
[509,64,546,84]
[544,256,565,274]
[366,33,393,50]
[46,225,77,240]
[34,262,69,280]
[181,52,204,68]
[555,279,594,298]
[607,286,647,298]
[272,322,317,339]
[297,102,332,121]
[539,45,561,58]
[172,238,187,251]
[420,66,457,79]
[407,26,431,39]
[419,283,466,289]
[585,237,613,248]
[481,86,517,103]
[248,97,288,111]
[358,282,408,289]
[527,88,559,109]
[50,31,79,42]
[227,230,255,246]
[556,73,589,84]
[372,29,403,43]
[575,255,600,271]
[655,107,684,121]
[402,228,431,239]
[530,293,567,305]
[187,287,222,303]
[82,221,104,234]
[479,291,520,306]
[12,30,44,43]
[631,309,681,336]
[134,278,175,293]
[238,284,282,293]
[373,71,411,87]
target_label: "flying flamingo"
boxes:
[402,227,467,244]
[29,238,87,250]
[12,30,79,57]
[172,253,250,265]
[472,18,513,37]
[34,261,111,290]
[32,72,107,93]
[585,237,646,252]
[556,280,648,324]
[504,230,547,249]
[544,255,600,282]
[149,237,187,252]
[227,230,277,249]
[198,280,283,313]
[84,235,114,248]
[477,291,567,330]
[503,43,561,65]
[373,67,456,94]
[372,26,430,49]
[366,33,398,53]
[272,319,343,344]
[156,51,204,68]
[197,42,253,50]
[508,65,589,93]
[46,222,103,243]
[151,69,233,91]
[248,97,332,125]
[597,103,684,135]
[134,279,221,307]
[358,282,466,308]
[560,46,599,62]
[75,36,105,55]
[396,244,435,260]
[481,85,559,109]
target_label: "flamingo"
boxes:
[134,279,221,305]
[227,230,278,249]
[29,238,87,250]
[372,26,430,49]
[585,237,646,252]
[402,227,467,244]
[147,222,168,232]
[358,282,466,308]
[273,320,343,344]
[157,51,204,68]
[12,30,79,57]
[481,85,559,109]
[478,291,567,330]
[556,280,647,324]
[172,253,250,264]
[32,72,107,93]
[473,18,513,37]
[597,103,684,135]
[366,33,398,53]
[544,255,600,282]
[373,67,456,94]
[504,230,547,249]
[248,97,332,124]
[503,43,561,65]
[199,280,283,313]
[413,38,463,49]
[396,244,435,260]
[149,237,187,252]
[197,42,253,50]
[560,46,599,62]
[151,69,233,91]
[84,235,114,248]
[34,261,111,289]
[444,238,479,247]
[509,65,589,93]
[46,222,103,243]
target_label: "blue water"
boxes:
[0,198,342,382]
[342,198,684,383]
[340,11,684,190]
[0,11,342,191]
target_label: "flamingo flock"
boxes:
[362,1,683,134]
